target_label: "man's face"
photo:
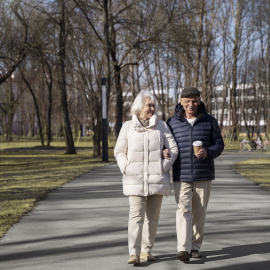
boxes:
[180,96,200,115]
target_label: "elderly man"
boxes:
[167,87,224,262]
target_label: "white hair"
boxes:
[130,91,158,116]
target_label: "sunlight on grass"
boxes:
[0,150,114,238]
[234,158,270,191]
[0,136,116,150]
[0,140,91,149]
[0,199,35,237]
[223,138,242,151]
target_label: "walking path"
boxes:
[0,152,270,270]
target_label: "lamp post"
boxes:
[101,77,108,161]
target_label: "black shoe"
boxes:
[190,250,203,258]
[176,251,190,262]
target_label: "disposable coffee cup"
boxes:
[193,141,203,155]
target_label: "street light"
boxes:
[101,77,108,162]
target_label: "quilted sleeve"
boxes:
[162,122,179,172]
[114,122,129,174]
[205,118,225,160]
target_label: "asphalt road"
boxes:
[0,152,270,270]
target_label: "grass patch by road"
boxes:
[0,136,116,151]
[0,149,113,238]
[234,158,270,192]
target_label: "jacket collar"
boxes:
[132,114,159,131]
[173,101,207,122]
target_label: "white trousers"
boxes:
[128,195,163,256]
[174,181,212,253]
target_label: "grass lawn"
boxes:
[234,158,270,192]
[0,135,269,239]
[0,147,114,238]
[0,135,116,152]
[223,139,240,151]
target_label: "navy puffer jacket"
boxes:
[167,102,224,182]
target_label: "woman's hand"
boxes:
[162,149,171,160]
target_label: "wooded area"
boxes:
[0,0,269,155]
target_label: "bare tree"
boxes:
[57,0,76,154]
[21,70,45,146]
[229,0,251,138]
[0,76,24,141]
[74,0,177,136]
[0,0,28,86]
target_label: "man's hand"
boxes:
[162,149,171,160]
[196,148,207,159]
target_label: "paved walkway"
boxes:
[0,152,270,270]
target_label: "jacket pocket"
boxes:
[119,160,128,175]
[124,160,133,175]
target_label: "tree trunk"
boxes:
[44,62,53,146]
[194,0,204,88]
[230,0,245,140]
[21,73,44,146]
[114,64,123,137]
[156,48,166,121]
[58,0,76,154]
[92,120,101,157]
[41,60,53,146]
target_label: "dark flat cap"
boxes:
[181,87,200,97]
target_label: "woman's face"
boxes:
[139,97,155,120]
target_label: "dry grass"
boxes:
[0,149,114,238]
[234,158,270,191]
[1,135,268,239]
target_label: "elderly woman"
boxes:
[114,91,178,265]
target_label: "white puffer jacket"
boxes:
[114,114,178,196]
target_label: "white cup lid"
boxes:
[193,141,203,146]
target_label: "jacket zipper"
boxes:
[190,124,194,181]
[185,118,195,181]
